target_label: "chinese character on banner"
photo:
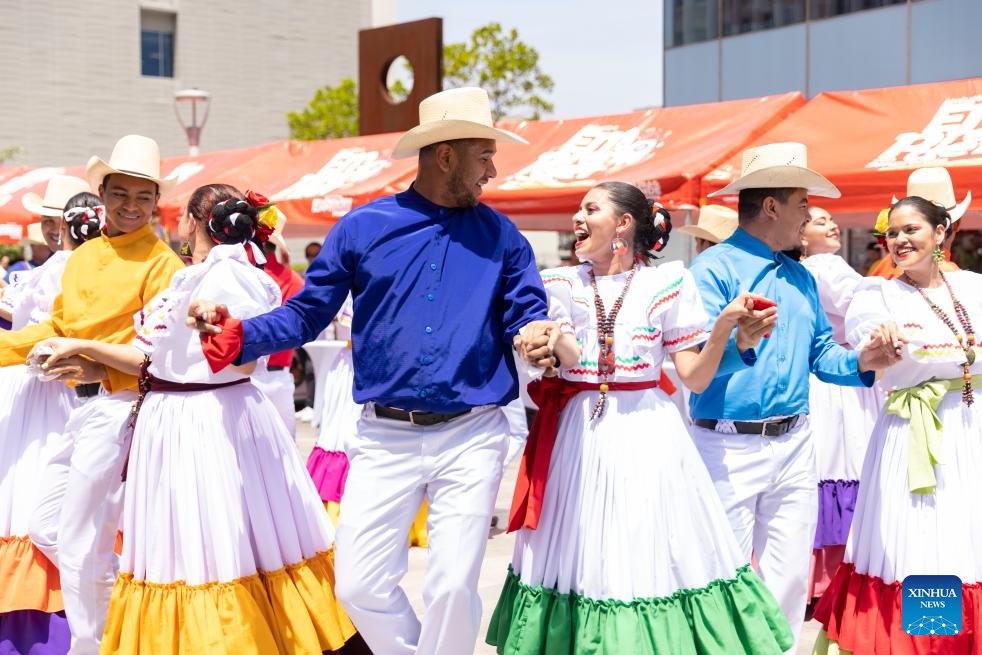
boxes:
[499,125,666,191]
[868,95,982,169]
[273,148,391,203]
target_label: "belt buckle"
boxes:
[761,415,796,437]
[407,410,421,426]
[761,419,783,437]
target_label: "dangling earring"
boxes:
[933,245,945,263]
[179,241,192,258]
[610,235,629,256]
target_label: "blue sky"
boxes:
[394,0,664,121]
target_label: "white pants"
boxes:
[334,404,509,655]
[251,367,296,437]
[29,392,135,655]
[689,419,817,650]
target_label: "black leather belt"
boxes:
[75,382,102,398]
[374,404,471,427]
[267,365,287,371]
[693,415,804,437]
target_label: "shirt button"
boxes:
[419,389,428,398]
[778,355,786,362]
[430,263,438,271]
[425,326,433,334]
[427,293,435,301]
[422,355,431,364]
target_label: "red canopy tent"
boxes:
[157,92,806,234]
[0,166,76,243]
[155,134,419,236]
[482,92,807,229]
[701,78,982,229]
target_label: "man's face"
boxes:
[446,139,497,208]
[769,188,810,251]
[100,174,158,236]
[39,214,61,251]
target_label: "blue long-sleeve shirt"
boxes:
[688,227,873,421]
[238,186,549,412]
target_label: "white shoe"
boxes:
[294,406,315,423]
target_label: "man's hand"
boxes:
[186,300,231,335]
[858,321,907,372]
[734,300,778,353]
[43,355,108,384]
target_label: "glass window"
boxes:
[667,0,921,46]
[722,0,806,37]
[811,0,908,20]
[667,0,720,47]
[140,10,176,78]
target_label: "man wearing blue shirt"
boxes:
[687,142,899,648]
[188,87,555,655]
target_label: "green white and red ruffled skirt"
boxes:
[813,393,982,654]
[487,388,793,654]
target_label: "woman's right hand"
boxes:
[30,337,85,369]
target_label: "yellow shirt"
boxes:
[0,225,184,393]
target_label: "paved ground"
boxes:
[295,418,821,654]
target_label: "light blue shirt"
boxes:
[688,227,874,421]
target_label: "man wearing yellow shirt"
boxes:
[0,135,183,655]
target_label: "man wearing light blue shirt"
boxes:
[687,142,899,648]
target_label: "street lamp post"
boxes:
[173,88,211,156]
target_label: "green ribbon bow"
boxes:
[886,377,979,494]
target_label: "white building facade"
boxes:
[0,0,390,166]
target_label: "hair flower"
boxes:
[245,189,278,242]
[873,208,890,236]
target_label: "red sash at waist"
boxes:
[507,376,665,533]
[146,374,251,393]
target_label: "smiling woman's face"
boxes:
[885,204,945,274]
[800,208,841,256]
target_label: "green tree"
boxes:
[0,146,23,165]
[287,23,553,140]
[444,22,554,121]
[287,78,359,140]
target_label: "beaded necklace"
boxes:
[588,263,638,418]
[902,270,977,405]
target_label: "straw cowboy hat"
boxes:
[708,142,840,198]
[391,87,528,159]
[891,166,971,222]
[676,204,739,244]
[86,134,176,193]
[22,175,90,217]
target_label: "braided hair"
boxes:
[592,181,673,263]
[62,192,104,247]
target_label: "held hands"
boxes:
[514,320,561,376]
[858,321,907,372]
[29,337,85,370]
[186,300,231,335]
[28,337,108,384]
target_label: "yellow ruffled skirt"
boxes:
[101,550,355,654]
